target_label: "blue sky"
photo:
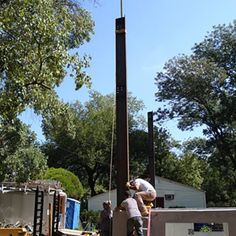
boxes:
[21,0,236,142]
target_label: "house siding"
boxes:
[88,176,206,211]
[156,176,206,208]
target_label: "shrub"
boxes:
[43,168,84,199]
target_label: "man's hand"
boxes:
[126,181,131,188]
[114,206,123,212]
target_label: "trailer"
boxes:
[0,181,67,236]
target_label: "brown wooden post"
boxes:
[115,17,129,206]
[148,111,156,207]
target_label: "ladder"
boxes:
[33,186,44,236]
[142,210,151,236]
[52,191,60,235]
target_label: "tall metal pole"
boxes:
[148,111,156,207]
[120,0,123,17]
[116,16,129,206]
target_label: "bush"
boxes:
[80,209,100,231]
[43,168,84,199]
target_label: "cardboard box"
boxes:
[0,228,31,236]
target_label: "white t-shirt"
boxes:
[121,197,142,219]
[134,178,156,192]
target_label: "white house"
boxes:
[88,176,206,211]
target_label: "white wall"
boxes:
[166,223,228,236]
[156,176,206,208]
[88,190,117,212]
[166,223,193,236]
[88,176,206,211]
[0,191,66,235]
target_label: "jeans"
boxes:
[127,216,144,236]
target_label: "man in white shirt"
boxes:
[127,178,156,216]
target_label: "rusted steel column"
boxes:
[148,111,156,207]
[115,17,129,206]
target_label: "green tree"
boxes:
[0,0,94,121]
[179,137,236,206]
[129,126,180,182]
[129,129,148,177]
[44,167,84,199]
[176,152,204,189]
[41,91,146,196]
[42,91,115,196]
[130,126,205,191]
[0,119,47,182]
[155,21,236,205]
[153,127,180,180]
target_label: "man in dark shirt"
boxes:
[99,201,113,236]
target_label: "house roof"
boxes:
[156,176,205,193]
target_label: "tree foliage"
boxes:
[43,167,84,199]
[129,129,149,177]
[41,91,115,196]
[41,90,205,196]
[0,0,94,121]
[0,119,47,182]
[155,21,236,206]
[129,127,180,181]
[176,152,204,189]
[153,127,179,180]
[41,91,146,196]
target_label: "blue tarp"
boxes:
[65,198,81,229]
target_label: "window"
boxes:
[194,223,224,232]
[165,194,174,200]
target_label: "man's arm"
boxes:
[133,181,140,190]
[114,201,125,212]
[126,180,139,190]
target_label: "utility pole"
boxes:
[115,13,129,205]
[148,111,156,207]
